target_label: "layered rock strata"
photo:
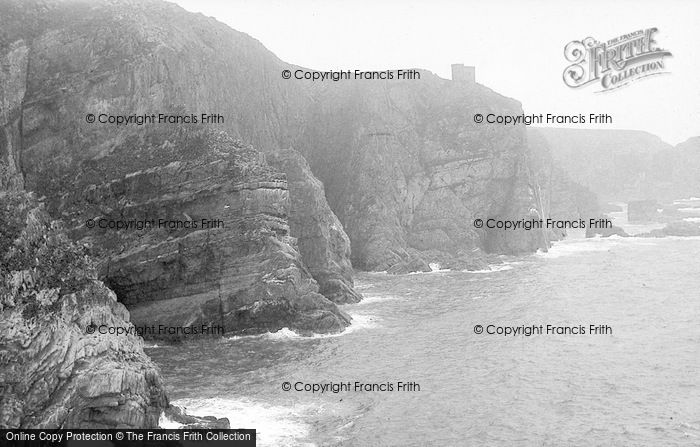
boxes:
[57,131,351,337]
[268,148,362,303]
[1,0,595,287]
[0,191,167,428]
[296,76,546,271]
[0,0,361,303]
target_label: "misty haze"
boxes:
[1,1,698,446]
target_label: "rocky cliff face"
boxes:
[0,0,360,318]
[1,0,585,301]
[267,149,362,303]
[295,76,544,271]
[0,39,27,191]
[0,0,561,277]
[55,130,350,337]
[0,191,166,428]
[0,0,591,432]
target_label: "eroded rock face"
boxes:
[0,0,360,304]
[57,131,350,337]
[268,148,361,304]
[296,77,544,271]
[0,192,167,428]
[0,39,27,191]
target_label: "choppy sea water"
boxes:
[148,206,700,446]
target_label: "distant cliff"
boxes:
[650,136,700,200]
[529,128,697,202]
[527,129,601,232]
[296,75,544,271]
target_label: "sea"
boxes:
[149,199,700,446]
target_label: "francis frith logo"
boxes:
[563,27,672,92]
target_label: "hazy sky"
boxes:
[172,0,699,145]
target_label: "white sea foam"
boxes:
[222,333,268,342]
[303,313,380,339]
[158,413,182,429]
[351,294,398,305]
[673,197,700,204]
[224,312,379,342]
[683,217,700,222]
[653,235,700,241]
[408,266,451,275]
[535,233,700,259]
[461,264,514,273]
[161,397,314,447]
[536,237,620,258]
[678,207,700,213]
[427,262,451,273]
[264,327,303,340]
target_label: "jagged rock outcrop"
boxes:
[0,191,167,428]
[268,148,361,303]
[0,0,360,303]
[57,130,350,337]
[162,405,229,429]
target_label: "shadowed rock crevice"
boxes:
[268,148,362,304]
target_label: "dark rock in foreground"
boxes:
[162,406,230,429]
[0,192,167,428]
